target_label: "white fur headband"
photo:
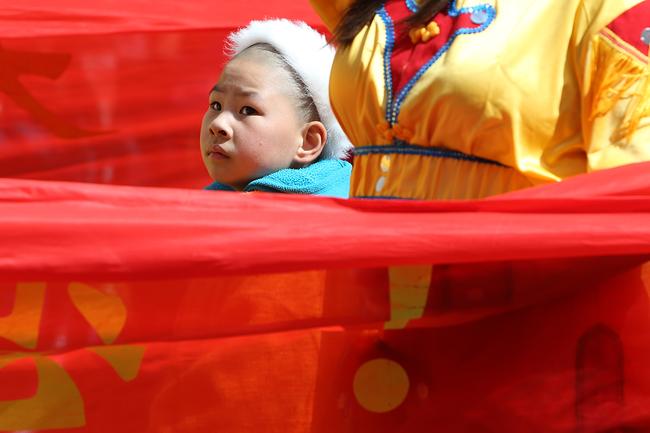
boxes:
[226,19,352,160]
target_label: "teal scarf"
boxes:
[205,159,351,198]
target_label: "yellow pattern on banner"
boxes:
[0,282,144,429]
[385,265,432,329]
[0,282,46,349]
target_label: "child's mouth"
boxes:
[208,146,229,159]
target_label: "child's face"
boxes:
[200,52,305,190]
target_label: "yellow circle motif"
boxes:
[353,358,410,413]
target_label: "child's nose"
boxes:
[209,116,232,139]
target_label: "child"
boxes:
[201,19,353,198]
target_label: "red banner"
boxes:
[0,168,647,432]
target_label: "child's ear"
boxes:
[294,121,327,166]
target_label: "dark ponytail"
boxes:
[333,0,450,46]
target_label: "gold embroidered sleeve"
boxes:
[576,7,650,171]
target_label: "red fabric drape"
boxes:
[0,169,649,279]
[0,1,322,188]
[0,167,648,432]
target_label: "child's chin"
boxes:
[212,176,249,191]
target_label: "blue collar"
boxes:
[205,159,352,198]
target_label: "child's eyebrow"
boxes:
[210,84,260,98]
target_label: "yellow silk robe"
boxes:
[311,0,650,199]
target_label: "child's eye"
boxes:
[240,106,258,115]
[210,101,222,111]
